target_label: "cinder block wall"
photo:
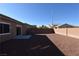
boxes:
[54,28,79,39]
[54,28,67,36]
[27,28,55,34]
[68,28,79,39]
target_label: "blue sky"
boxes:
[0,3,79,26]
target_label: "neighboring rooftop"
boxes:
[58,23,77,28]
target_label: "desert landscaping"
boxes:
[1,28,79,56]
[1,3,79,56]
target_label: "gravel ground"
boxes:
[46,34,79,56]
[1,33,78,56]
[0,34,64,56]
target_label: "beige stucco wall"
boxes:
[21,24,28,35]
[0,16,27,43]
[54,28,79,39]
[0,17,16,43]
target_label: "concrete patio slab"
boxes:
[15,35,32,39]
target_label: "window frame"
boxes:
[0,22,11,35]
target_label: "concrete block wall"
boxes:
[54,28,79,39]
[27,28,55,34]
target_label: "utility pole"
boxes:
[65,19,68,37]
[51,9,53,28]
[65,17,68,37]
[52,16,53,28]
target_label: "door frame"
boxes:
[16,25,22,35]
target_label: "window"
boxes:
[3,24,10,33]
[0,23,10,34]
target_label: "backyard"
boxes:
[0,34,64,56]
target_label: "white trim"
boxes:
[0,22,11,25]
[0,33,11,35]
[0,22,11,35]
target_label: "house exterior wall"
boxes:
[21,24,28,35]
[0,16,27,43]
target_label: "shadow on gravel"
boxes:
[0,35,64,56]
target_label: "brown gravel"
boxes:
[1,33,79,56]
[0,34,64,56]
[46,34,79,56]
